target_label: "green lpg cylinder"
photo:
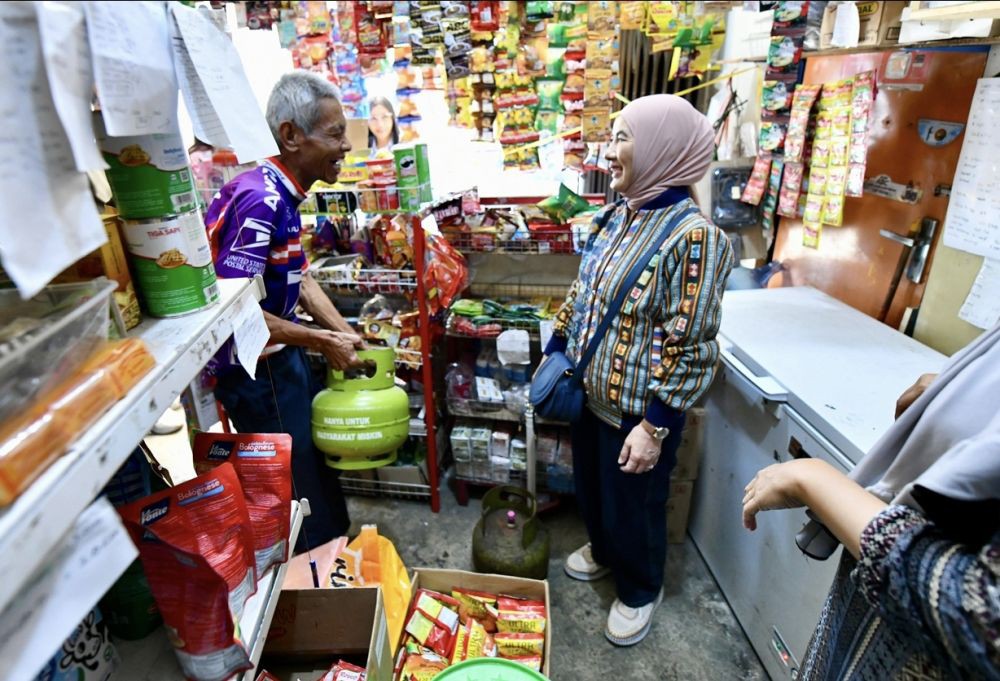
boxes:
[472,486,550,580]
[312,347,410,470]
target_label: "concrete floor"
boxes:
[347,485,767,681]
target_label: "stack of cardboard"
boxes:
[667,407,707,544]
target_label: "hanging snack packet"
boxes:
[536,79,564,111]
[193,433,293,579]
[620,1,647,30]
[587,1,617,33]
[538,184,591,224]
[846,163,866,198]
[773,1,809,29]
[777,162,805,217]
[494,632,545,658]
[586,38,616,71]
[119,464,255,681]
[582,107,612,143]
[741,155,772,206]
[766,35,803,77]
[583,70,612,108]
[762,81,793,113]
[759,121,787,152]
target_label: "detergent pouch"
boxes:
[193,433,293,579]
[118,464,255,681]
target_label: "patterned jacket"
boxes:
[551,188,734,428]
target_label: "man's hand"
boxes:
[314,330,365,371]
[618,425,661,474]
[895,373,937,419]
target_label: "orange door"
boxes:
[771,49,987,327]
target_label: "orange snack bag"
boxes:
[494,632,545,658]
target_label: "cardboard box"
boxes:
[820,1,906,49]
[262,586,393,681]
[406,568,552,678]
[898,3,1000,43]
[667,480,694,544]
[672,406,706,481]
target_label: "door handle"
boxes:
[878,217,938,284]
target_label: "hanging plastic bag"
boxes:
[329,525,412,655]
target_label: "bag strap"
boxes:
[572,205,697,385]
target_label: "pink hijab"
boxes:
[618,94,715,210]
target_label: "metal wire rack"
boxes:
[446,397,524,423]
[444,231,582,255]
[465,281,571,299]
[444,313,543,341]
[313,267,418,295]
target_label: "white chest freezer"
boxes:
[689,287,946,680]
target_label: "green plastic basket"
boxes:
[435,658,548,681]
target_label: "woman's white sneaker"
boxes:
[563,543,611,581]
[604,589,664,646]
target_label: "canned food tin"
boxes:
[95,114,197,219]
[121,211,220,318]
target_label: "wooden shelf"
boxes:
[804,35,1000,59]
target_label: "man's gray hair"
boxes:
[265,72,341,143]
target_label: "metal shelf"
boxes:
[447,398,525,423]
[445,313,544,341]
[803,35,1000,59]
[313,267,418,295]
[445,231,581,255]
[114,501,303,681]
[0,277,265,618]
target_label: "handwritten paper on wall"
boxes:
[170,4,278,164]
[0,3,106,299]
[942,78,1000,260]
[959,258,1000,330]
[83,1,179,136]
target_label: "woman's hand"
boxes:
[619,425,661,474]
[895,373,937,419]
[742,460,816,531]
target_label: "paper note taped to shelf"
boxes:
[959,257,1000,330]
[83,1,179,136]
[943,78,1000,259]
[36,2,106,172]
[0,3,107,299]
[0,498,136,681]
[233,294,269,379]
[170,4,278,164]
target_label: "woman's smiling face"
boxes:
[605,117,635,195]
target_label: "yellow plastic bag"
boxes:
[329,525,412,654]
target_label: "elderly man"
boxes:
[206,72,362,551]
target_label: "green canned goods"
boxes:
[415,143,432,203]
[95,114,197,219]
[394,145,422,211]
[121,210,220,318]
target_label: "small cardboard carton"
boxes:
[667,480,695,545]
[405,568,552,678]
[261,586,393,681]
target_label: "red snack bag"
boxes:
[193,433,293,579]
[320,660,367,681]
[497,596,547,614]
[405,591,460,658]
[119,464,256,681]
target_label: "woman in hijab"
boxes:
[743,322,1000,679]
[545,94,734,646]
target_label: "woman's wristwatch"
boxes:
[639,419,670,442]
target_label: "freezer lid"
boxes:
[718,287,947,465]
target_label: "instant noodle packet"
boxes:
[494,632,545,658]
